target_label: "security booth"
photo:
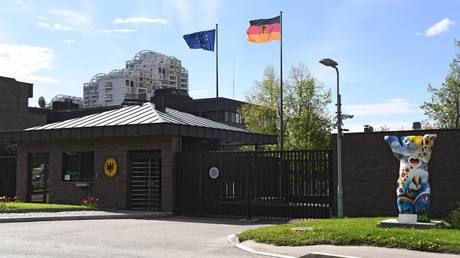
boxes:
[0,103,275,212]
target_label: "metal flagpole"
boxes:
[279,11,284,150]
[232,55,235,100]
[216,23,219,121]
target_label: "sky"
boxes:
[0,0,459,132]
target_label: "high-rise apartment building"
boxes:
[83,50,188,108]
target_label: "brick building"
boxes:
[0,102,275,211]
[0,76,46,131]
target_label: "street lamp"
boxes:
[319,58,343,218]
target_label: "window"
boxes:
[224,111,242,124]
[236,113,242,124]
[130,81,134,87]
[62,152,94,181]
[125,80,129,86]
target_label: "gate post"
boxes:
[328,150,334,217]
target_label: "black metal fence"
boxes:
[0,156,16,197]
[176,150,333,219]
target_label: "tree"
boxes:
[240,66,280,150]
[421,40,460,128]
[240,63,332,150]
[240,66,280,135]
[284,63,332,149]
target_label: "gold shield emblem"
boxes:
[104,158,118,177]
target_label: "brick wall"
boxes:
[0,111,46,131]
[16,136,180,211]
[332,129,460,218]
[0,77,46,131]
[0,77,31,113]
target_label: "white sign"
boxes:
[209,167,219,179]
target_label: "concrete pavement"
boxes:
[0,215,459,258]
[0,216,266,257]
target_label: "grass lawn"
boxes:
[0,202,90,212]
[238,217,460,254]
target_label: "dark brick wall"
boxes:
[332,129,460,218]
[0,77,31,113]
[0,77,46,131]
[16,136,180,211]
[0,111,46,131]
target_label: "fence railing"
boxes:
[0,156,16,197]
[176,150,333,219]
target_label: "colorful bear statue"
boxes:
[384,134,437,215]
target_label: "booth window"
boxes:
[62,152,94,181]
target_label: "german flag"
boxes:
[247,15,280,43]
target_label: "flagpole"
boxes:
[232,55,235,100]
[280,11,284,150]
[216,23,219,121]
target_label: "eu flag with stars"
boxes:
[183,29,215,51]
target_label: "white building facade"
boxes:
[83,50,188,108]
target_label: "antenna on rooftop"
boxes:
[38,96,46,108]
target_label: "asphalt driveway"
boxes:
[0,216,266,257]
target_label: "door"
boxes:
[28,153,49,203]
[0,156,16,197]
[128,151,161,211]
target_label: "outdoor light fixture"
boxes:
[319,57,343,218]
[319,58,338,67]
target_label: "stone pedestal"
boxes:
[397,214,417,224]
[378,217,443,229]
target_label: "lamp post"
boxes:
[319,58,343,217]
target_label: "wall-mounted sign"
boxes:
[209,167,219,179]
[104,158,118,177]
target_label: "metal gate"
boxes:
[176,150,333,219]
[0,156,16,197]
[128,151,161,211]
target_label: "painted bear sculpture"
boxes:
[384,134,437,215]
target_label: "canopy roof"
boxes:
[0,103,276,145]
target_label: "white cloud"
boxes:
[425,18,455,37]
[101,29,135,33]
[36,21,72,31]
[114,17,167,25]
[50,9,91,25]
[343,98,422,117]
[162,0,221,29]
[0,43,59,84]
[61,39,76,44]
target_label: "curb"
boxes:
[228,234,361,258]
[227,234,296,258]
[299,253,360,258]
[0,212,172,223]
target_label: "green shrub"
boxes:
[448,203,460,229]
[417,214,430,223]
